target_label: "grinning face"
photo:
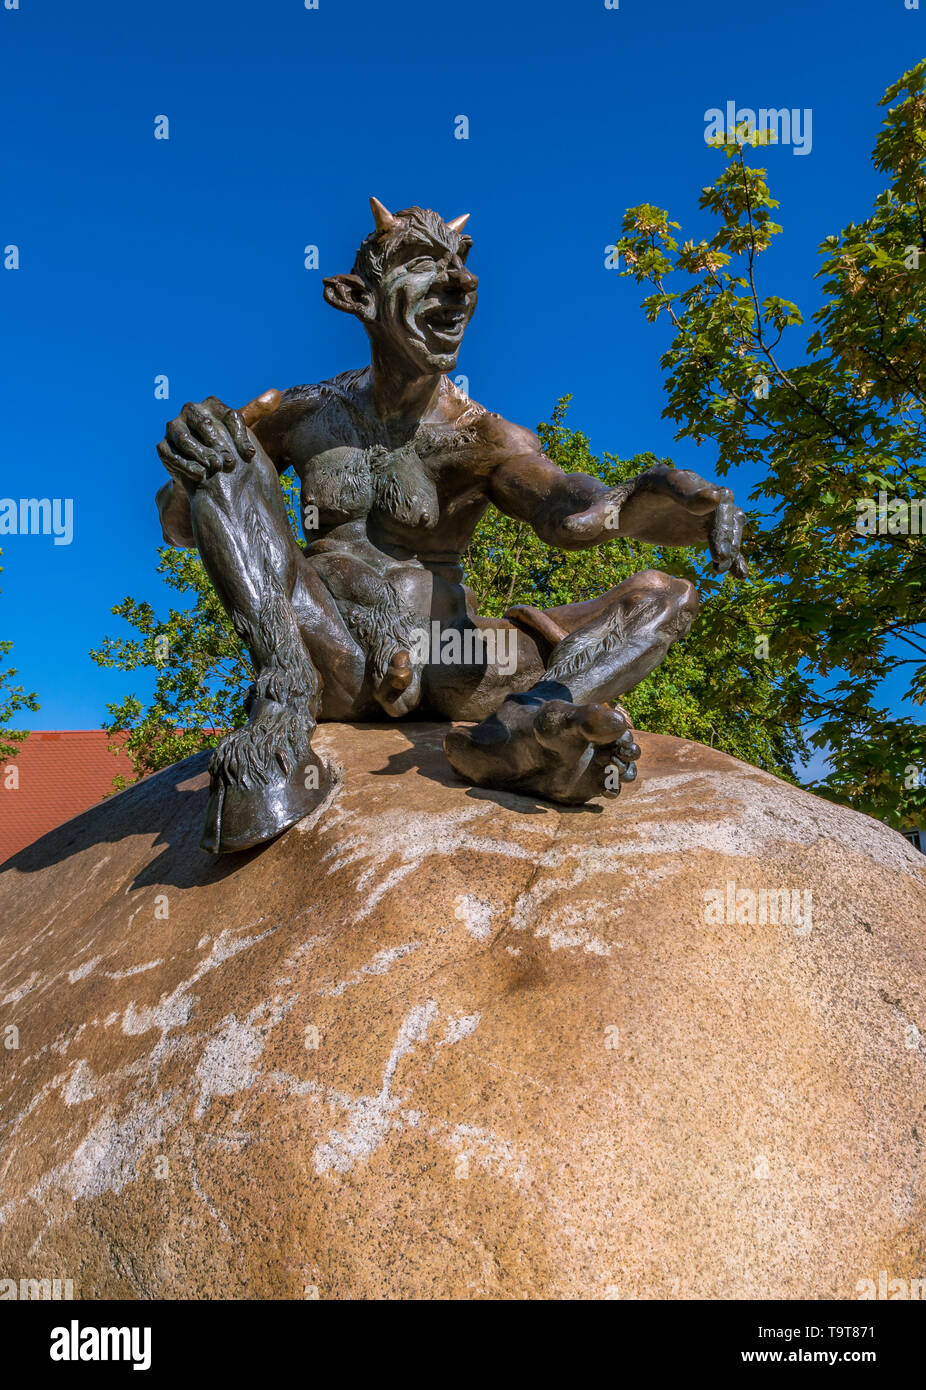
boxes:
[374,230,478,374]
[324,207,480,378]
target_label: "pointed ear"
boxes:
[322,273,376,321]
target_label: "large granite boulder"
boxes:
[0,723,924,1299]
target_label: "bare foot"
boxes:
[443,697,640,804]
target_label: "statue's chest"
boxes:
[304,438,436,528]
[366,423,478,532]
[365,439,441,530]
[304,420,477,533]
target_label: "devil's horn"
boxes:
[370,196,399,239]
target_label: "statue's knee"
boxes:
[664,578,699,639]
[675,576,699,617]
[636,569,698,609]
[634,569,699,637]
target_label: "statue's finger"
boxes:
[560,503,605,540]
[728,506,746,561]
[157,439,205,483]
[222,406,257,462]
[709,498,736,566]
[713,505,746,577]
[166,418,212,467]
[182,402,225,451]
[662,469,725,513]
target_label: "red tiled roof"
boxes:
[0,732,136,865]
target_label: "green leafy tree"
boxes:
[96,410,805,785]
[90,545,250,787]
[614,63,926,826]
[0,551,39,760]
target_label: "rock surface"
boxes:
[0,722,925,1300]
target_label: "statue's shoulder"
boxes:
[256,370,370,460]
[469,404,542,461]
[436,384,541,475]
[441,374,487,426]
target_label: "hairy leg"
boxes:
[160,399,366,851]
[443,570,699,804]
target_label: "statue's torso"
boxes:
[268,369,501,583]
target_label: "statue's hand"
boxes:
[156,391,280,488]
[656,468,748,578]
[609,464,748,578]
[706,488,748,579]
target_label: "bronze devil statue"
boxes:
[156,198,747,852]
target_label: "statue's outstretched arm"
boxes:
[485,418,747,577]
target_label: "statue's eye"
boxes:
[406,257,434,272]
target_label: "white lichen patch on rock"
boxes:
[312,1000,440,1174]
[105,960,163,980]
[441,1012,482,1045]
[320,941,422,997]
[194,996,296,1119]
[453,894,496,940]
[626,768,925,874]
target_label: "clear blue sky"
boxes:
[1,0,922,732]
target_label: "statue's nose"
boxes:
[447,266,478,295]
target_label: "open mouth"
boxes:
[420,303,468,345]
